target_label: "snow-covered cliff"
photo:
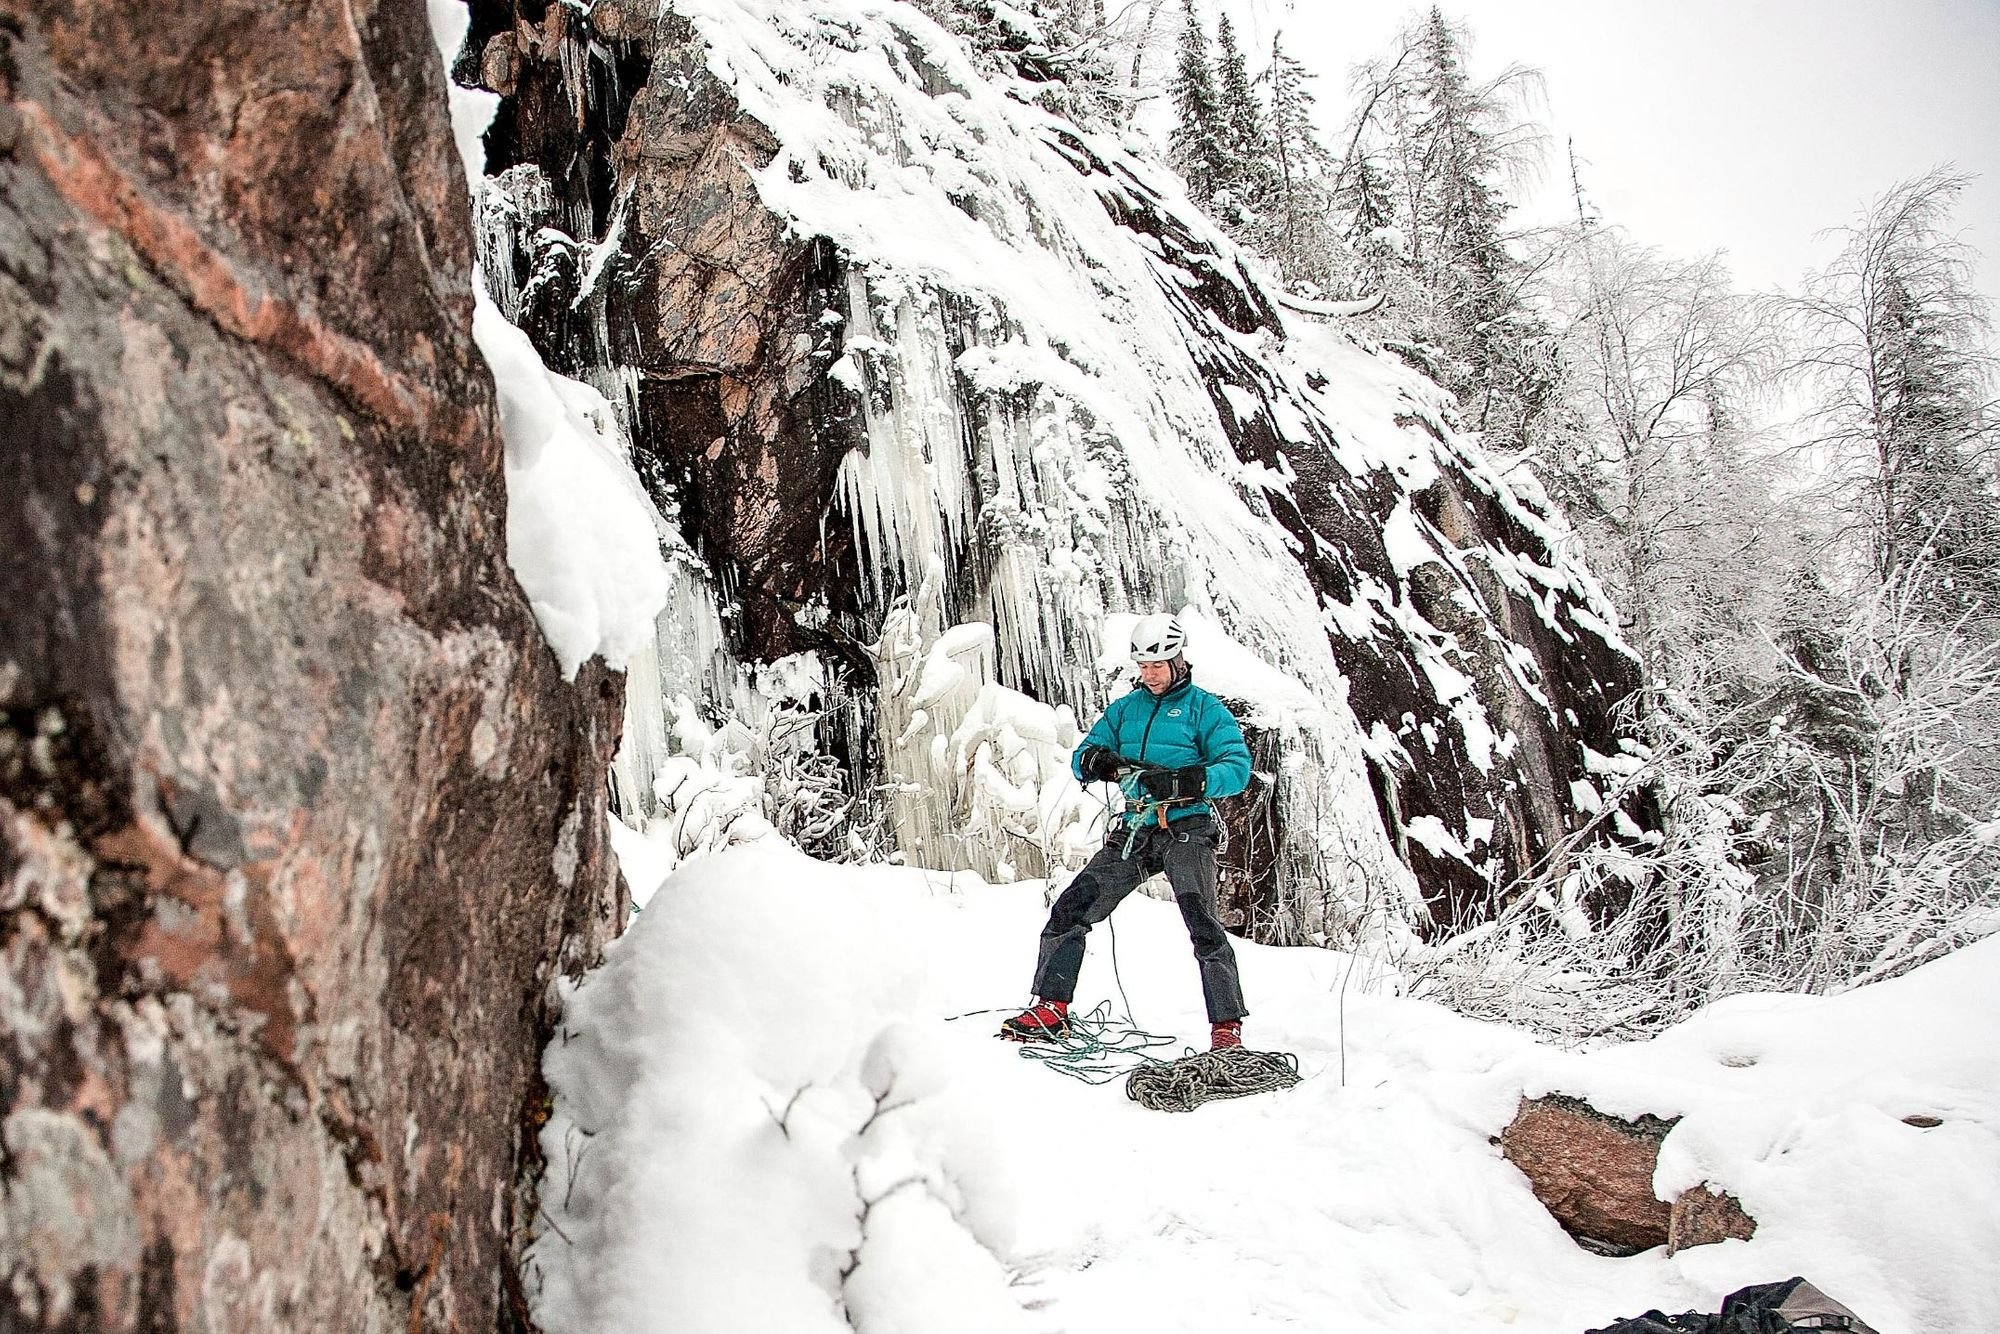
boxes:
[464,0,1646,937]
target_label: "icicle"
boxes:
[833,270,978,619]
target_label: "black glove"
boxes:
[1138,765,1206,803]
[1078,746,1122,782]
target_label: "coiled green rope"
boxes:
[1010,1000,1183,1085]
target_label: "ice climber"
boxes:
[1001,613,1255,1051]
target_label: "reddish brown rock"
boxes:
[1667,1182,1757,1254]
[478,2,857,665]
[1499,1094,1755,1256]
[1,1,624,1329]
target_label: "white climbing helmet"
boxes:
[1128,613,1186,663]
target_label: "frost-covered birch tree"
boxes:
[1535,228,1780,679]
[1513,178,2000,1022]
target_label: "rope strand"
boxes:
[1010,1001,1182,1085]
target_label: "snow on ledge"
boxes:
[431,0,670,681]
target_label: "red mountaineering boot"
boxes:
[999,999,1071,1043]
[1210,1021,1243,1051]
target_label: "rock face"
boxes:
[474,0,858,665]
[1,1,624,1328]
[1500,1095,1756,1256]
[469,1,1649,933]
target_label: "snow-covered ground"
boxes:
[527,843,1999,1334]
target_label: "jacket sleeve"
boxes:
[1196,696,1252,800]
[1071,698,1124,783]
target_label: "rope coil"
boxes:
[1124,1048,1302,1112]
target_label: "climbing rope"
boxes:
[944,926,1178,1089]
[1124,1048,1302,1112]
[1006,905,1188,1085]
[1007,1000,1181,1084]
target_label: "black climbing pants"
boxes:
[1031,814,1246,1023]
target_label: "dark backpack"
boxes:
[1586,1277,1879,1334]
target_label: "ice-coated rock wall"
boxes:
[466,0,1648,938]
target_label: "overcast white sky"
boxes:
[1213,0,2000,308]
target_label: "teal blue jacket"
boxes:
[1072,672,1251,825]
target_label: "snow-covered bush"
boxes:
[1405,556,2000,1044]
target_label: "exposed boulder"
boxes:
[1,0,624,1328]
[1499,1095,1756,1256]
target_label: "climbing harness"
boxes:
[1115,764,1182,855]
[1124,1047,1301,1113]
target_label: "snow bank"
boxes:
[531,851,1999,1333]
[1512,937,2000,1329]
[532,847,1048,1334]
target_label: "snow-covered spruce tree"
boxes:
[1786,170,2000,623]
[1332,148,1401,297]
[1166,0,1227,204]
[1254,33,1344,294]
[1758,556,2000,988]
[1346,9,1554,448]
[1159,18,1343,297]
[1210,15,1275,222]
